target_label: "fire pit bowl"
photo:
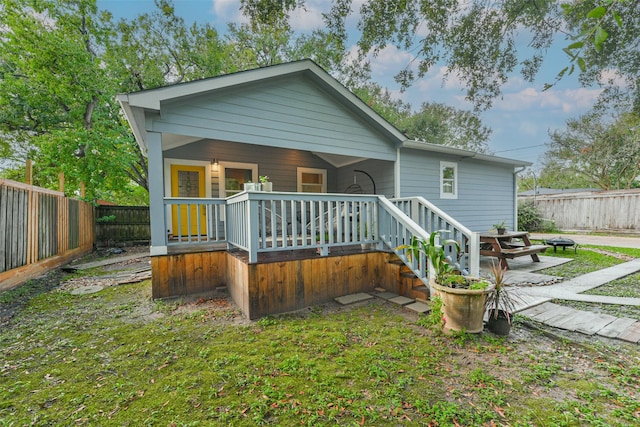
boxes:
[544,237,578,253]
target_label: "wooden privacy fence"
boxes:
[95,205,150,245]
[520,188,640,232]
[0,179,94,291]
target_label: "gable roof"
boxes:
[117,59,407,153]
[117,59,530,168]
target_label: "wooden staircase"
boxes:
[387,254,430,302]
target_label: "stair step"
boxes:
[400,272,418,279]
[405,301,431,315]
[413,285,429,292]
[373,291,399,301]
[388,258,404,265]
[388,296,415,306]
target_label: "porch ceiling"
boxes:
[312,152,368,168]
[162,133,202,151]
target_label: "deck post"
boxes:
[247,195,259,263]
[468,231,480,277]
[410,197,420,224]
[147,131,167,256]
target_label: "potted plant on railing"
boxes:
[398,230,494,334]
[259,175,272,192]
[485,260,519,336]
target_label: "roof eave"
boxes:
[402,140,532,167]
[117,94,148,155]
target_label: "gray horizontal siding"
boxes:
[336,159,395,198]
[399,149,516,232]
[165,140,338,194]
[153,75,396,161]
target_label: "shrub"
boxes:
[518,200,542,231]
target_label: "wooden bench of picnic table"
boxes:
[479,231,550,270]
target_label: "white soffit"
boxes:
[312,152,368,168]
[162,133,202,151]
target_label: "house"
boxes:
[118,59,530,319]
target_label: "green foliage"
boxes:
[0,0,146,201]
[518,200,544,232]
[396,230,463,284]
[354,84,492,152]
[561,0,637,112]
[397,102,492,153]
[422,296,445,331]
[545,110,640,190]
[95,215,116,223]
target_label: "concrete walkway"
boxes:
[513,258,640,343]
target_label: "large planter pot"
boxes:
[486,309,511,336]
[431,281,495,334]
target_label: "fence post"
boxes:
[26,159,32,185]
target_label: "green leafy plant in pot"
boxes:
[485,260,520,336]
[397,230,494,334]
[493,220,507,235]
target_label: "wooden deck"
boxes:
[151,246,416,319]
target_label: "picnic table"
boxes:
[479,231,550,270]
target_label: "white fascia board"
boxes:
[117,95,148,155]
[121,61,315,111]
[402,140,532,167]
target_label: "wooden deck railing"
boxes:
[161,192,479,279]
[390,196,480,277]
[0,179,94,290]
[163,197,226,246]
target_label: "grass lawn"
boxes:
[2,254,640,426]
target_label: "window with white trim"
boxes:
[297,167,327,193]
[440,161,458,199]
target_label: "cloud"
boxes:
[367,45,416,77]
[493,87,601,114]
[598,68,633,88]
[289,0,325,31]
[211,0,325,31]
[211,0,245,23]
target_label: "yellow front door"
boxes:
[170,164,207,236]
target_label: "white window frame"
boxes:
[219,161,258,198]
[297,167,327,193]
[440,161,458,199]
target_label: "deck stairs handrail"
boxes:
[390,196,480,278]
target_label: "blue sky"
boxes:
[99,0,603,168]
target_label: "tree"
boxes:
[0,0,136,201]
[544,111,640,190]
[562,0,639,113]
[398,103,491,153]
[0,0,229,203]
[353,83,491,152]
[249,1,635,111]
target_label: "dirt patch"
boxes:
[582,247,635,261]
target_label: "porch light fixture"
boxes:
[211,158,219,172]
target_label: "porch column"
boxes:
[148,131,167,255]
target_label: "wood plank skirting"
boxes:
[151,250,402,319]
